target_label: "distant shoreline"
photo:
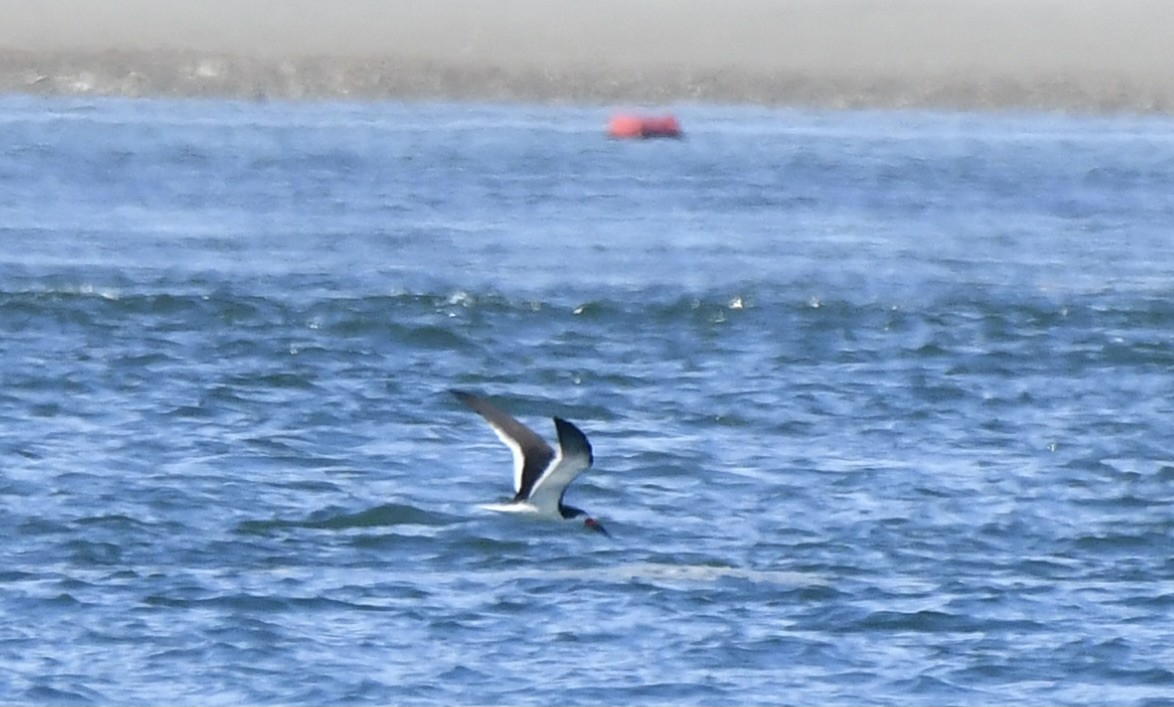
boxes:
[3,0,1173,114]
[2,48,1171,114]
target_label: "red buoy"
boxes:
[607,114,682,139]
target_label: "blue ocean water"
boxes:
[1,95,1173,705]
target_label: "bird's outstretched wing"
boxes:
[525,417,594,514]
[451,390,555,500]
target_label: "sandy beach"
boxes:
[2,0,1172,112]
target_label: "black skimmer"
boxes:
[451,390,609,536]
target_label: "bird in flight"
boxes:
[451,390,609,536]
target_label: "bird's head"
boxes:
[584,517,610,537]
